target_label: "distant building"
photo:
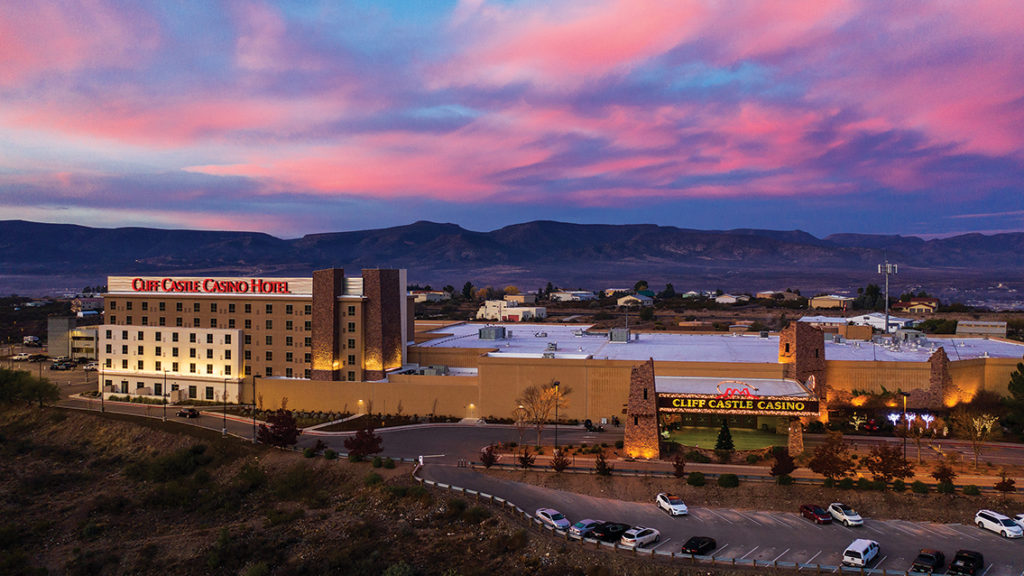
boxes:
[410,290,450,303]
[677,320,713,330]
[809,295,853,310]
[604,288,631,297]
[71,297,105,313]
[617,294,653,307]
[504,293,536,305]
[715,294,750,305]
[476,300,546,321]
[550,290,596,302]
[956,320,1007,338]
[849,312,914,333]
[48,316,99,360]
[757,290,802,301]
[892,297,940,314]
[799,316,873,340]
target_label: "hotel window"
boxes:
[286,368,293,377]
[210,319,217,328]
[189,363,196,374]
[347,371,355,381]
[109,301,116,310]
[210,303,217,313]
[304,337,311,346]
[244,350,251,360]
[225,334,231,344]
[244,303,251,313]
[265,351,273,361]
[155,346,162,356]
[172,362,179,372]
[285,336,293,346]
[125,316,132,325]
[110,315,117,324]
[193,303,200,312]
[304,353,311,363]
[155,332,162,342]
[304,305,311,314]
[176,302,183,312]
[141,301,148,311]
[224,350,231,360]
[172,333,179,342]
[228,319,235,328]
[137,382,144,389]
[190,333,197,343]
[192,317,199,326]
[286,304,293,314]
[265,336,272,346]
[265,319,273,330]
[286,320,293,331]
[244,319,252,329]
[190,348,196,358]
[265,304,273,314]
[122,359,128,369]
[105,344,112,353]
[347,322,356,332]
[286,352,293,362]
[121,345,128,354]
[265,367,273,376]
[347,305,356,315]
[228,303,235,313]
[244,335,251,345]
[159,317,166,326]
[105,359,112,368]
[348,355,355,365]
[141,317,149,326]
[206,364,213,375]
[126,301,133,310]
[105,329,112,339]
[347,339,356,349]
[122,330,128,339]
[246,366,252,376]
[304,321,311,331]
[159,302,165,311]
[188,385,196,398]
[155,361,161,371]
[154,382,161,396]
[224,365,231,375]
[137,345,144,355]
[138,331,144,340]
[304,369,310,379]
[172,347,179,357]
[171,384,179,392]
[137,360,144,369]
[175,318,183,327]
[206,334,213,344]
[206,349,213,359]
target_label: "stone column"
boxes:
[787,418,804,456]
[624,358,660,460]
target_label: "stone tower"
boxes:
[623,358,660,460]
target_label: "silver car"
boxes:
[535,508,570,531]
[620,526,660,548]
[569,518,603,539]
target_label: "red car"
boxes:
[800,504,832,524]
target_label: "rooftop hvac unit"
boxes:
[542,352,556,359]
[760,331,769,338]
[478,326,507,340]
[609,328,630,343]
[546,342,558,351]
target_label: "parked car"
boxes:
[82,362,99,371]
[800,504,832,524]
[1015,513,1024,531]
[569,518,603,539]
[620,526,660,548]
[974,509,1023,538]
[28,354,48,362]
[656,493,688,516]
[50,361,74,371]
[680,536,717,556]
[909,549,945,574]
[583,419,604,432]
[841,539,879,567]
[177,408,200,418]
[535,508,570,531]
[946,550,984,576]
[591,522,630,542]
[11,353,31,361]
[829,502,864,526]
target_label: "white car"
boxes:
[842,539,880,567]
[1013,513,1024,531]
[975,509,1023,538]
[12,353,31,361]
[569,518,603,539]
[655,493,688,516]
[535,508,570,531]
[82,362,99,371]
[620,526,660,548]
[829,502,863,526]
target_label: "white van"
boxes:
[842,539,880,567]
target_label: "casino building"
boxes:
[98,269,411,404]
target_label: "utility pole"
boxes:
[162,370,168,422]
[899,391,910,460]
[553,381,560,452]
[252,375,258,443]
[222,378,228,437]
[878,258,898,334]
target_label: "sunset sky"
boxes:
[2,1,1024,238]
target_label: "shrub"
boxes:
[776,474,794,486]
[364,472,383,486]
[684,450,711,464]
[838,477,855,490]
[614,440,624,449]
[823,478,835,488]
[936,481,956,494]
[963,485,981,495]
[717,473,740,488]
[344,428,383,462]
[444,499,468,520]
[672,454,686,478]
[462,506,492,524]
[594,452,613,476]
[687,472,706,486]
[892,479,906,492]
[745,454,760,464]
[518,448,535,469]
[994,474,1017,493]
[303,447,316,458]
[911,480,930,494]
[324,449,337,460]
[551,450,570,472]
[480,445,498,468]
[383,561,416,576]
[372,456,383,468]
[383,457,396,469]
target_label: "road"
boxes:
[422,464,1024,576]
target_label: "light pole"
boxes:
[99,366,105,413]
[222,377,228,437]
[899,391,910,459]
[252,374,257,444]
[162,370,168,422]
[553,381,560,452]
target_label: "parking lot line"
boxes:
[772,548,791,563]
[739,545,759,560]
[705,509,735,524]
[980,563,992,576]
[651,538,672,550]
[714,543,729,555]
[743,513,762,526]
[874,555,887,569]
[801,550,822,567]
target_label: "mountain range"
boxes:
[2,220,1022,305]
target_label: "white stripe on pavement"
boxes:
[739,545,759,559]
[772,548,791,563]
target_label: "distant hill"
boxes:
[3,220,1023,303]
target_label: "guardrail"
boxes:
[411,466,923,574]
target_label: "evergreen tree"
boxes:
[715,420,735,451]
[1008,361,1024,403]
[770,446,797,477]
[461,281,474,300]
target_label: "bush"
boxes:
[776,474,794,486]
[614,440,624,449]
[383,562,416,576]
[911,480,930,494]
[594,452,613,476]
[364,472,383,486]
[684,450,711,464]
[745,454,761,464]
[480,445,498,468]
[383,457,396,469]
[463,506,492,524]
[838,477,855,490]
[372,456,383,468]
[937,481,956,494]
[324,449,337,460]
[717,473,740,488]
[892,479,906,492]
[303,447,316,458]
[687,472,706,486]
[963,484,981,495]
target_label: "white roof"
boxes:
[799,316,849,324]
[656,376,812,397]
[416,323,1024,363]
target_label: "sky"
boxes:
[2,1,1024,239]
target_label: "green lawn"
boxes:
[665,427,783,450]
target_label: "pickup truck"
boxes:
[946,550,984,576]
[909,549,945,574]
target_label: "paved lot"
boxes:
[423,465,1024,575]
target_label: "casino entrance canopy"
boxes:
[655,376,819,417]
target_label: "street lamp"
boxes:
[899,391,910,459]
[222,377,228,437]
[252,374,257,444]
[553,381,560,452]
[99,366,105,413]
[162,369,168,422]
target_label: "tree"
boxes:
[594,452,613,476]
[808,431,855,481]
[952,408,999,468]
[931,455,957,485]
[639,307,654,322]
[544,282,554,297]
[658,283,676,299]
[518,447,535,468]
[1008,361,1024,403]
[344,427,383,461]
[994,469,1016,493]
[503,285,520,295]
[863,444,914,483]
[0,368,60,407]
[461,281,474,300]
[633,280,648,292]
[715,420,735,463]
[515,382,571,446]
[672,453,686,478]
[770,446,797,477]
[550,450,570,472]
[907,415,944,464]
[256,409,301,448]
[480,444,498,468]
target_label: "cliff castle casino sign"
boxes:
[656,378,819,417]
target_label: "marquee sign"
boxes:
[107,276,313,296]
[657,394,819,416]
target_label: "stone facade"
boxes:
[788,419,804,456]
[362,269,404,381]
[311,268,344,381]
[779,322,827,422]
[623,358,660,459]
[929,347,955,409]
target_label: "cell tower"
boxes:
[878,258,898,334]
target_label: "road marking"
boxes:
[802,550,822,566]
[980,563,992,576]
[772,548,791,563]
[862,523,883,534]
[744,513,762,526]
[422,454,446,458]
[704,509,734,524]
[650,537,672,550]
[874,555,887,569]
[714,543,729,555]
[739,545,759,559]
